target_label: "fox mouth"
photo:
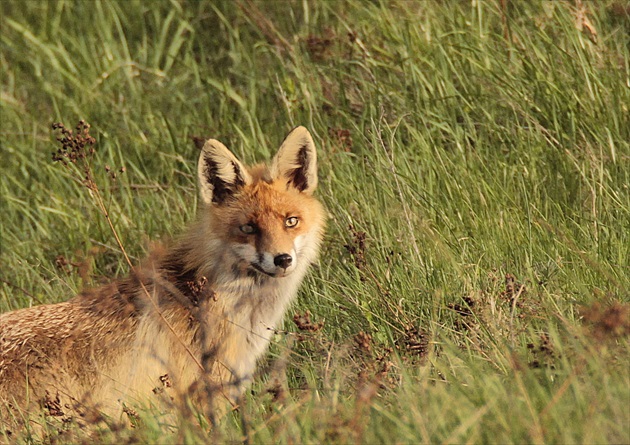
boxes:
[249,263,292,278]
[250,263,280,277]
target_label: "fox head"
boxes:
[197,127,325,279]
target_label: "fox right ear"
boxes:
[198,140,252,205]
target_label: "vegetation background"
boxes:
[1,0,628,443]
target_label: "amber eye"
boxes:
[240,224,257,234]
[285,216,299,228]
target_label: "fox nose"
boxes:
[274,254,293,269]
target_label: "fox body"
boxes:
[0,127,325,424]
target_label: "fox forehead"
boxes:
[216,180,320,226]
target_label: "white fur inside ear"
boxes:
[198,139,252,205]
[271,126,318,194]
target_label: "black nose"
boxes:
[274,254,293,269]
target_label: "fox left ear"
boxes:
[271,126,318,195]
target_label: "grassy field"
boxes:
[1,0,629,443]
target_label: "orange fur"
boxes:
[0,127,325,428]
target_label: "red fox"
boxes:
[0,126,325,426]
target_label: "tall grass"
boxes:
[1,0,628,443]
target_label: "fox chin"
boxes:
[0,126,326,427]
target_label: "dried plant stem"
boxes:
[54,121,205,373]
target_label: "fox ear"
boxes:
[271,126,318,194]
[198,139,252,205]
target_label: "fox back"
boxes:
[0,126,325,426]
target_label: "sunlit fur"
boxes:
[0,126,325,426]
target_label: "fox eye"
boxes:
[285,216,299,228]
[240,224,257,234]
